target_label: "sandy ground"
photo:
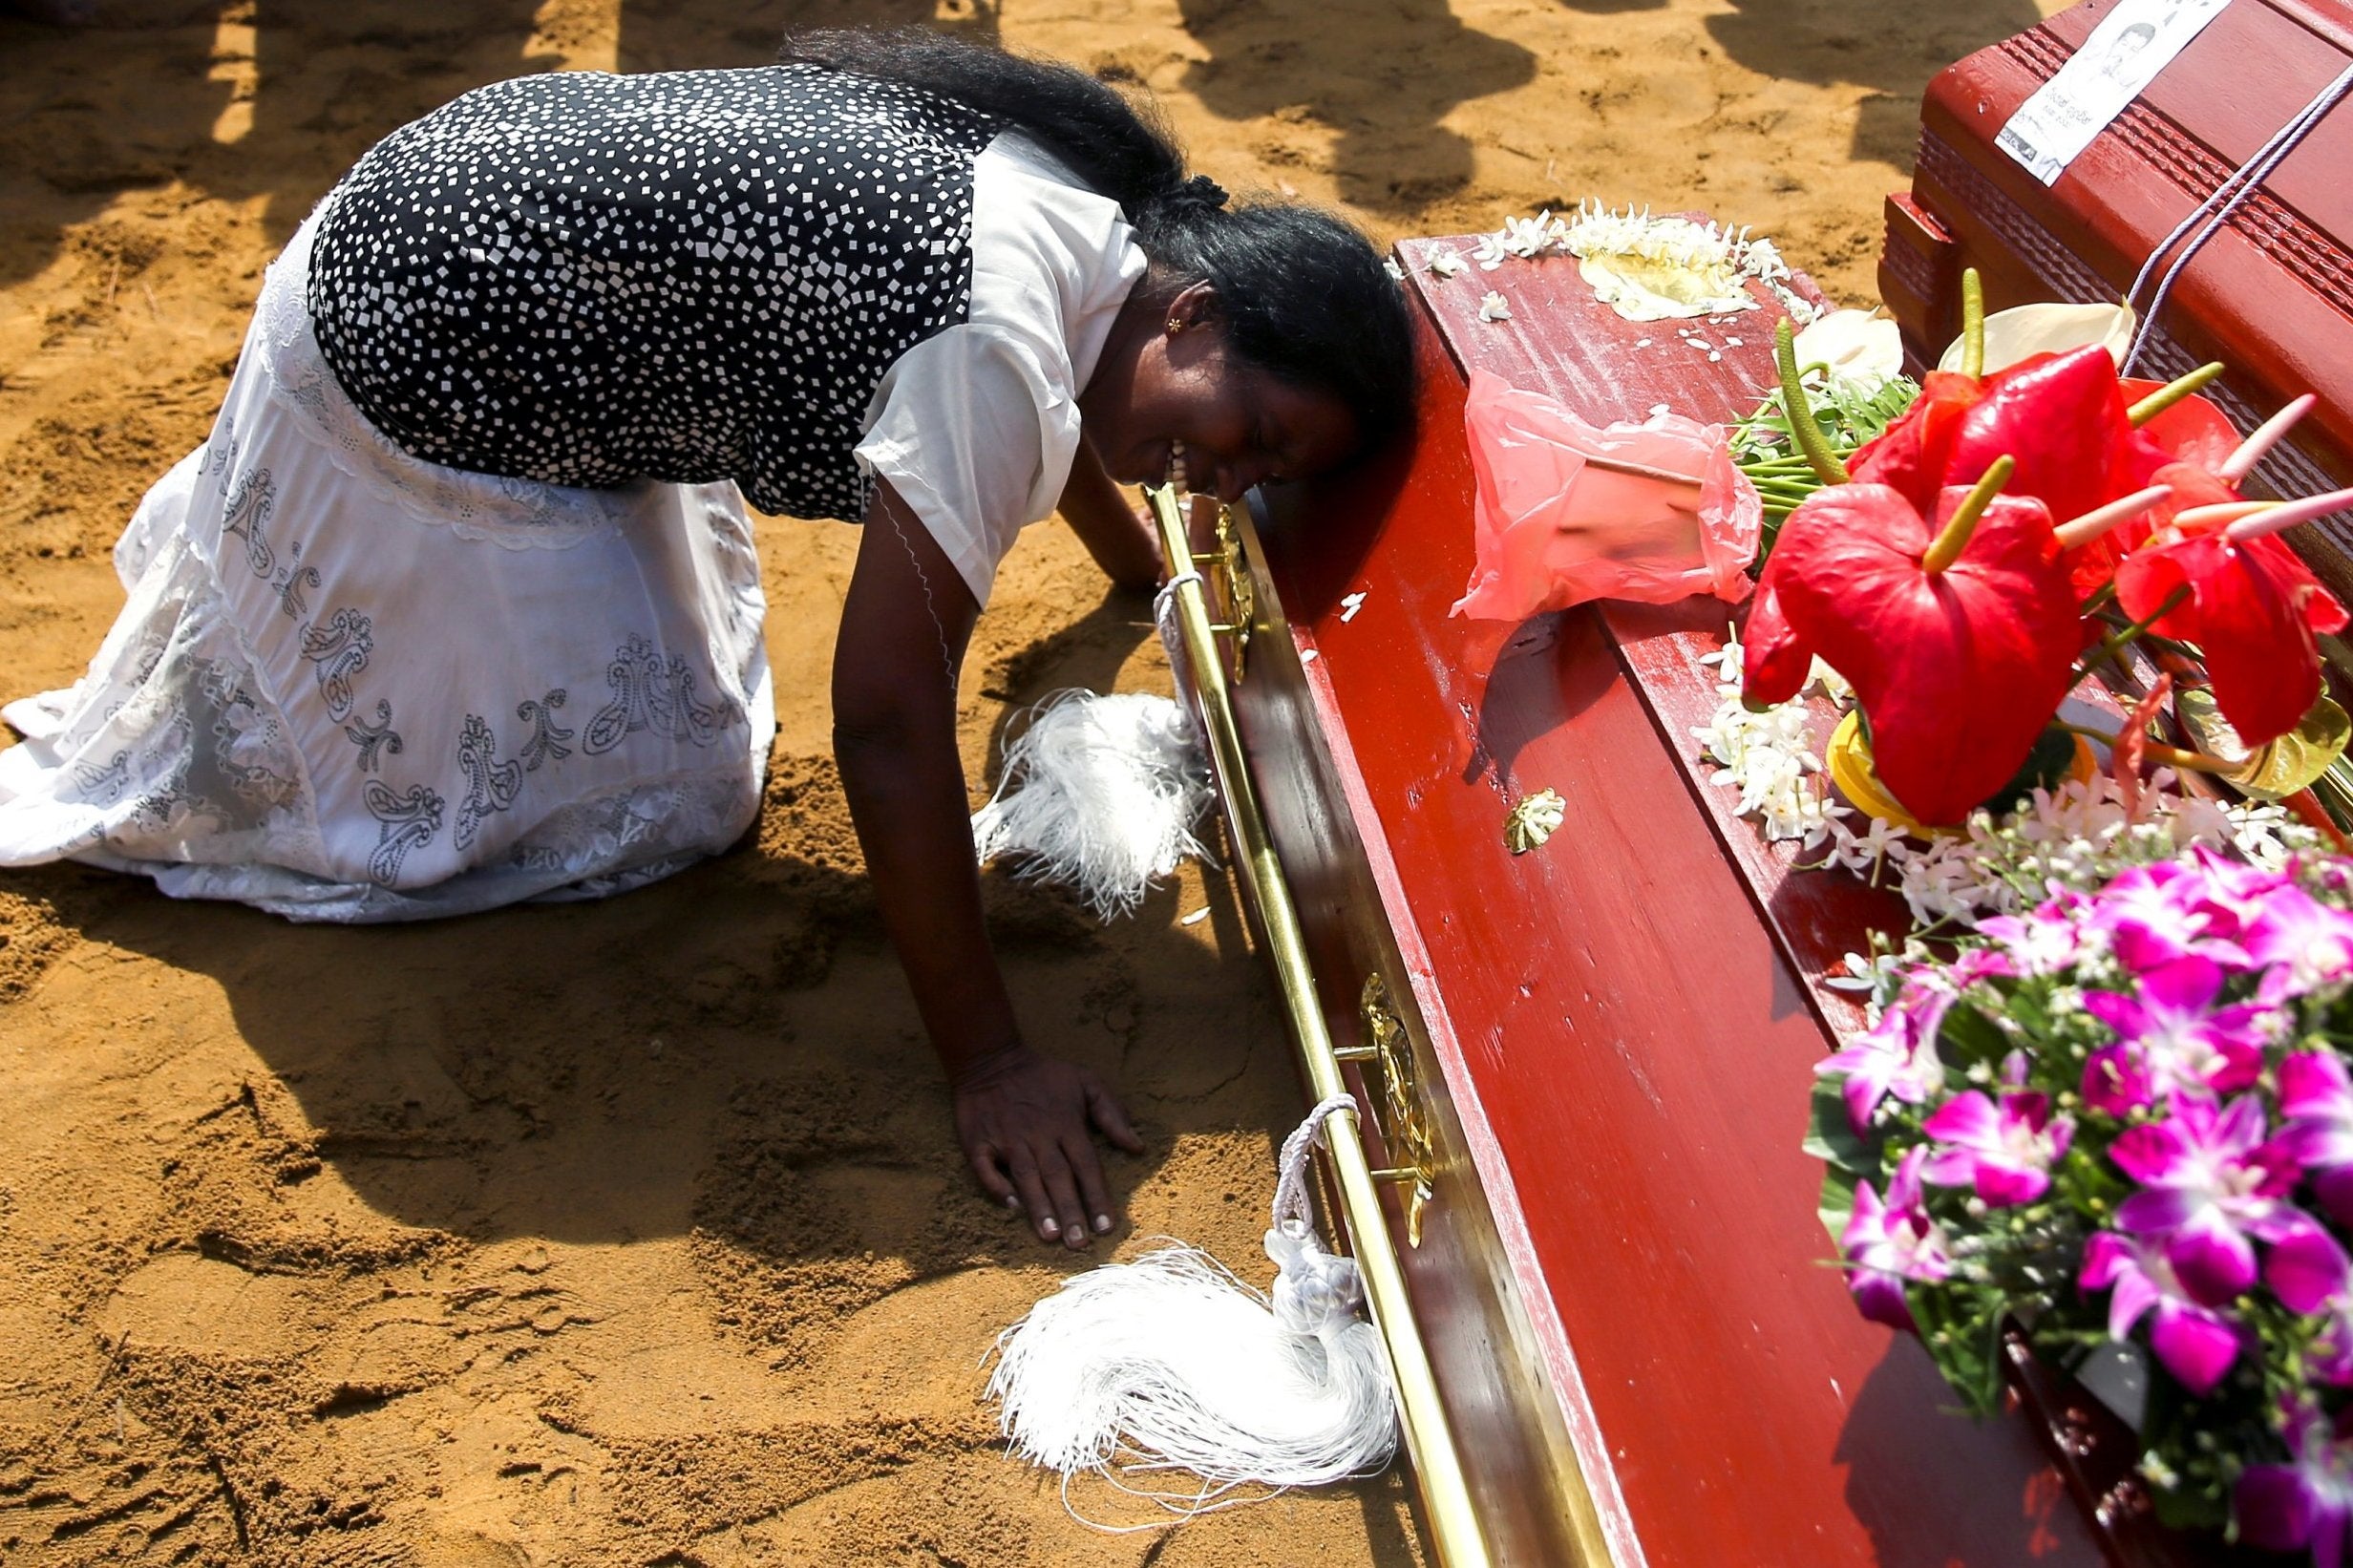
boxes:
[0,0,2063,1562]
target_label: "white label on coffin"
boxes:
[1996,0,2232,186]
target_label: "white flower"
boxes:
[1829,816,1912,882]
[1791,308,1903,392]
[1693,659,2324,934]
[1806,658,1853,705]
[1936,301,2137,375]
[1737,235,1790,284]
[1478,291,1513,322]
[1500,212,1560,258]
[1472,233,1509,270]
[1428,247,1465,280]
[1383,258,1406,283]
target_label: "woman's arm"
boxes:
[1056,434,1163,590]
[832,480,1143,1248]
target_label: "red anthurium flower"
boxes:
[1855,348,2135,518]
[2046,378,2242,593]
[1744,481,2083,825]
[1943,348,2140,525]
[1741,576,1812,705]
[2119,378,2242,482]
[2115,508,2350,748]
[1846,370,1983,510]
[1855,346,2160,598]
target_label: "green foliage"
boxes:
[1732,371,1919,559]
[1733,371,1919,464]
[1806,1076,1879,1244]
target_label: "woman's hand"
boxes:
[954,1044,1144,1248]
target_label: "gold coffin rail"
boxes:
[1146,483,1494,1568]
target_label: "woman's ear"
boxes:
[1164,282,1220,333]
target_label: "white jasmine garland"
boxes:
[1689,629,2317,937]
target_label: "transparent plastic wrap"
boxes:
[1452,370,1760,620]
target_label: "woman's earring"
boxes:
[1166,317,1184,335]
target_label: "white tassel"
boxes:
[986,1097,1399,1524]
[970,689,1210,922]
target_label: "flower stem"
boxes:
[2050,719,2233,773]
[1920,456,2015,574]
[1577,451,1705,488]
[1960,267,1985,380]
[2127,363,2225,426]
[2070,583,2192,682]
[1775,317,1852,487]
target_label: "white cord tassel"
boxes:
[970,689,1211,921]
[986,1097,1399,1524]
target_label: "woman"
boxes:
[0,32,1415,1248]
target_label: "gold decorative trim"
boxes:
[1191,500,1255,682]
[1144,483,1497,1567]
[1358,975,1437,1247]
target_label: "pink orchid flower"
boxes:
[2237,1401,2353,1566]
[2109,1093,2311,1306]
[1817,987,1950,1134]
[2079,1228,2245,1396]
[1920,1089,2072,1207]
[2264,1223,2353,1385]
[2247,886,2353,995]
[2088,860,2252,972]
[1841,1147,1950,1333]
[2080,956,2273,1115]
[1976,897,2088,978]
[2281,1053,2353,1230]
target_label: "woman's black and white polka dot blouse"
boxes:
[307,65,999,521]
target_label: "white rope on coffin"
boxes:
[985,1094,1401,1527]
[969,686,1212,922]
[2122,60,2353,375]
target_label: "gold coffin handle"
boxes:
[1336,974,1437,1247]
[1146,483,1494,1568]
[1187,499,1254,681]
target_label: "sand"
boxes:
[0,0,2063,1561]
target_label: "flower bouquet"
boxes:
[1814,847,2353,1556]
[1439,212,2353,879]
[1735,273,2353,838]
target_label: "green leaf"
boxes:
[1938,1002,2011,1070]
[1816,1163,1861,1248]
[2174,687,2350,801]
[1803,1075,1883,1175]
[1909,1283,2011,1418]
[2148,1481,2229,1534]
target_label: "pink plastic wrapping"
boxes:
[1452,371,1762,620]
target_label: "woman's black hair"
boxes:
[778,28,1416,450]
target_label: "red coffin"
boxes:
[1216,252,2155,1564]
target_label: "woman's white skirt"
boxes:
[0,211,774,922]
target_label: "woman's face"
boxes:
[1081,284,1361,504]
